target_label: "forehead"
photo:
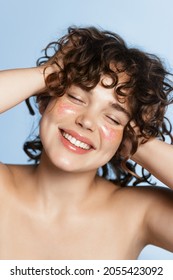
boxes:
[101,71,132,110]
[100,73,131,107]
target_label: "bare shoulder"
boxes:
[97,176,173,212]
[116,184,173,210]
[126,185,173,251]
[0,162,13,187]
[96,178,173,251]
[0,162,35,193]
[122,185,173,205]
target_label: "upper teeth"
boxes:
[62,131,91,150]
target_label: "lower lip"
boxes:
[60,132,93,155]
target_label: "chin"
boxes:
[48,156,81,173]
[52,158,96,174]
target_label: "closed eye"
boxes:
[67,94,83,104]
[106,116,120,125]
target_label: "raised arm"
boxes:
[132,138,173,189]
[0,66,50,114]
[132,139,173,253]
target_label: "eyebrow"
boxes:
[76,86,131,119]
[111,102,131,119]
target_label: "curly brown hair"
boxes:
[24,26,173,186]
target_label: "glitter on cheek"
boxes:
[100,124,123,142]
[56,101,77,115]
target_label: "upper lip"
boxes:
[60,128,96,149]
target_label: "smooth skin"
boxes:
[0,67,173,260]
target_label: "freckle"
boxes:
[101,125,122,141]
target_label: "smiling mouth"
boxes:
[61,130,92,150]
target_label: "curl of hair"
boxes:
[24,26,173,186]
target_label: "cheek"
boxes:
[56,101,77,115]
[100,124,123,143]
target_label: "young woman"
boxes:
[0,27,173,260]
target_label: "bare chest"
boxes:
[0,207,142,260]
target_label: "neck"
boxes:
[33,152,98,210]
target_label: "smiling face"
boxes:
[39,76,130,173]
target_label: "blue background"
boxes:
[0,0,173,259]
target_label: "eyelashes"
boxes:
[106,116,121,125]
[67,93,122,125]
[67,94,84,104]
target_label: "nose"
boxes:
[75,110,96,132]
